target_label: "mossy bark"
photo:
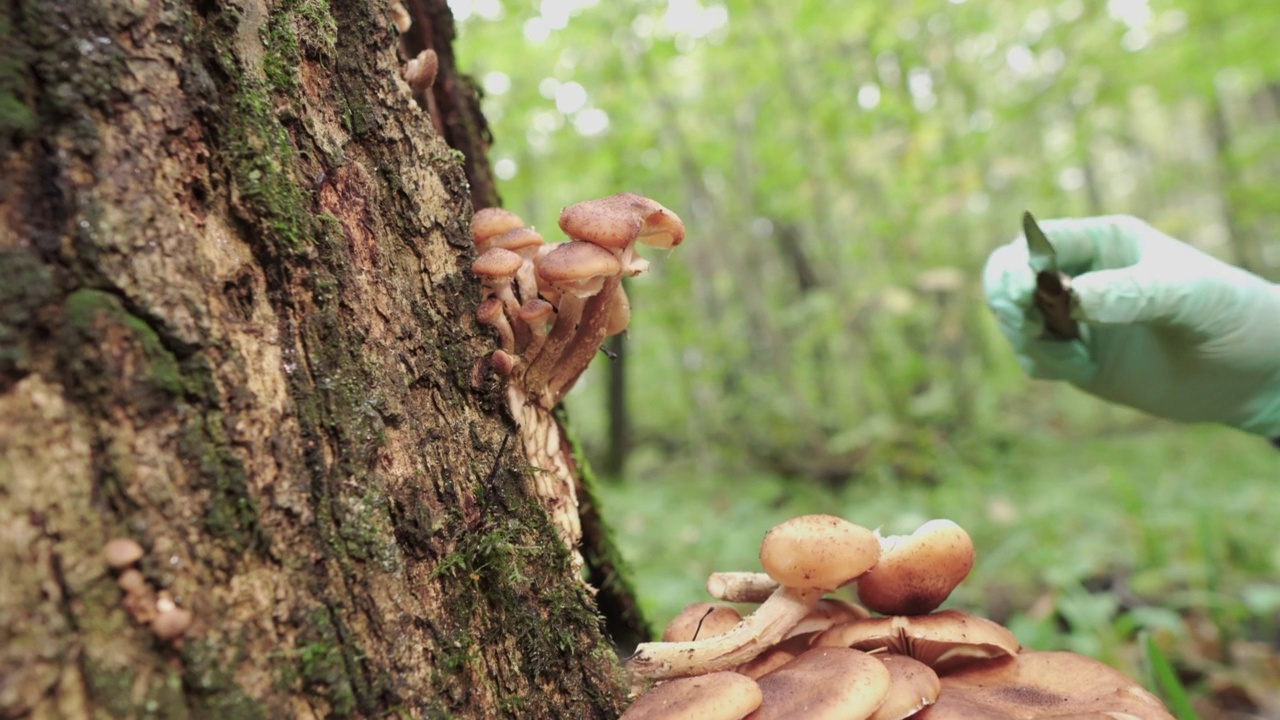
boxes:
[0,0,633,717]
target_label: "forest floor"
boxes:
[601,425,1280,719]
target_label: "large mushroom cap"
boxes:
[914,651,1175,719]
[620,671,762,720]
[759,514,880,591]
[857,519,975,616]
[558,192,685,251]
[749,647,891,720]
[536,240,622,296]
[813,610,1020,674]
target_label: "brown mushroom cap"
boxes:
[103,538,145,569]
[151,607,194,641]
[812,610,1020,674]
[536,241,622,296]
[471,247,524,279]
[914,651,1174,720]
[117,568,147,594]
[621,672,762,720]
[856,519,976,616]
[558,192,666,251]
[869,654,942,720]
[470,207,525,250]
[489,226,544,257]
[661,602,745,643]
[759,514,880,591]
[749,647,891,720]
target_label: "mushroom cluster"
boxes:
[468,194,684,580]
[622,515,1174,720]
[103,537,193,645]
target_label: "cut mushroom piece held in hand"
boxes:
[856,518,975,616]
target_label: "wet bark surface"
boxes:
[0,0,629,717]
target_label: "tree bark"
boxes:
[0,0,632,717]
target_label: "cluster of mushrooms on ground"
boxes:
[620,515,1175,719]
[467,196,1172,718]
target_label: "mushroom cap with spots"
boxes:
[536,240,622,297]
[471,247,524,280]
[857,519,975,616]
[914,650,1174,719]
[621,672,763,720]
[558,192,681,251]
[489,226,544,258]
[470,207,526,250]
[749,647,891,720]
[758,514,880,591]
[812,610,1020,674]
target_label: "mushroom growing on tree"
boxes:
[467,195,685,587]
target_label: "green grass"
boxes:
[597,424,1280,715]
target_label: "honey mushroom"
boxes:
[624,513,1175,720]
[626,515,880,680]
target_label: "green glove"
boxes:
[983,214,1280,439]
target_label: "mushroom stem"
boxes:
[627,586,823,681]
[706,572,780,604]
[515,259,540,307]
[521,287,595,403]
[542,275,622,406]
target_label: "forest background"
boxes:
[451,0,1280,715]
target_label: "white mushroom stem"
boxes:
[515,259,540,306]
[627,586,823,681]
[706,571,781,603]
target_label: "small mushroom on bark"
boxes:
[489,226,544,304]
[758,514,881,592]
[471,247,524,318]
[476,297,515,354]
[517,299,555,359]
[470,207,526,253]
[558,192,685,275]
[103,538,145,570]
[605,283,632,337]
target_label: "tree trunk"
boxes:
[0,0,634,717]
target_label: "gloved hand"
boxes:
[983,214,1280,439]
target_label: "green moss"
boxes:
[259,12,300,93]
[181,638,269,720]
[60,290,182,402]
[0,248,55,383]
[83,657,139,718]
[177,410,265,554]
[291,608,361,717]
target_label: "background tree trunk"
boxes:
[0,0,633,717]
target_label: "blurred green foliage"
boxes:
[449,0,1280,714]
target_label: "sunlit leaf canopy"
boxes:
[449,0,1280,474]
